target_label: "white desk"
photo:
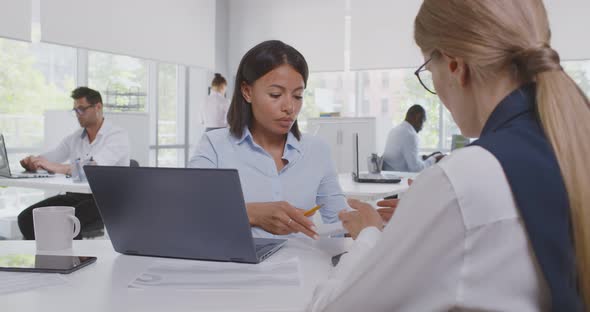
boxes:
[338,171,417,201]
[0,239,351,312]
[1,171,417,201]
[0,175,91,194]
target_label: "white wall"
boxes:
[228,0,346,75]
[349,0,590,71]
[350,0,423,70]
[41,0,216,68]
[545,0,590,60]
[215,0,230,79]
[0,0,32,42]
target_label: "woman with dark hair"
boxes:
[189,40,347,239]
[202,73,229,132]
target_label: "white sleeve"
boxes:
[308,165,465,311]
[402,133,429,172]
[40,135,72,163]
[92,128,130,166]
[188,134,218,168]
[316,140,348,224]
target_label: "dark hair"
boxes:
[71,87,102,105]
[227,40,309,140]
[211,73,227,88]
[405,104,426,120]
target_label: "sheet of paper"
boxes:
[129,257,301,290]
[0,272,67,295]
[317,221,347,237]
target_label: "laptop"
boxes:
[0,134,53,179]
[84,166,287,264]
[351,133,401,184]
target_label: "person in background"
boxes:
[18,87,130,240]
[381,104,443,172]
[309,0,589,310]
[189,40,347,240]
[202,73,230,132]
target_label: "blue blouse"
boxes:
[189,127,347,238]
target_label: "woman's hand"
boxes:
[246,201,319,239]
[375,199,399,222]
[339,199,383,240]
[375,179,412,222]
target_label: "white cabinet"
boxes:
[307,117,376,174]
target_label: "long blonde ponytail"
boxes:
[414,0,590,307]
[536,69,590,307]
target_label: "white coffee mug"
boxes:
[33,206,80,252]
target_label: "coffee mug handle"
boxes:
[69,215,81,238]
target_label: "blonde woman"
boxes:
[202,73,229,132]
[309,0,589,311]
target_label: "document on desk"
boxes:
[0,272,67,295]
[129,257,301,290]
[317,221,347,237]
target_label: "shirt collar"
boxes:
[232,127,302,154]
[211,90,224,97]
[232,127,252,145]
[479,83,536,137]
[285,130,302,153]
[402,120,417,134]
[81,118,110,139]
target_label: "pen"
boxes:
[304,204,323,217]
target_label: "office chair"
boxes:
[81,159,139,239]
[80,219,105,239]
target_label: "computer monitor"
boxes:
[0,134,10,176]
[351,133,400,184]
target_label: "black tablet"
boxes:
[0,254,97,274]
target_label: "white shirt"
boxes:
[202,91,230,128]
[188,128,348,238]
[382,121,436,172]
[41,119,130,167]
[309,146,550,311]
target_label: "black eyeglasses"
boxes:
[71,104,95,115]
[414,58,436,95]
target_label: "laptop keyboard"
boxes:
[14,172,53,178]
[254,241,284,261]
[360,173,398,179]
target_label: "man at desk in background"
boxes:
[382,105,444,172]
[18,87,130,240]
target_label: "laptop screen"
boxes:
[0,135,12,176]
[352,132,359,176]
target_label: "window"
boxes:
[88,51,148,112]
[381,72,389,88]
[156,63,185,167]
[380,98,389,113]
[563,60,590,96]
[0,37,77,217]
[300,72,356,130]
[356,68,456,152]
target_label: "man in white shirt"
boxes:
[18,87,130,240]
[382,104,443,172]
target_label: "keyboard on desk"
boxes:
[254,237,287,262]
